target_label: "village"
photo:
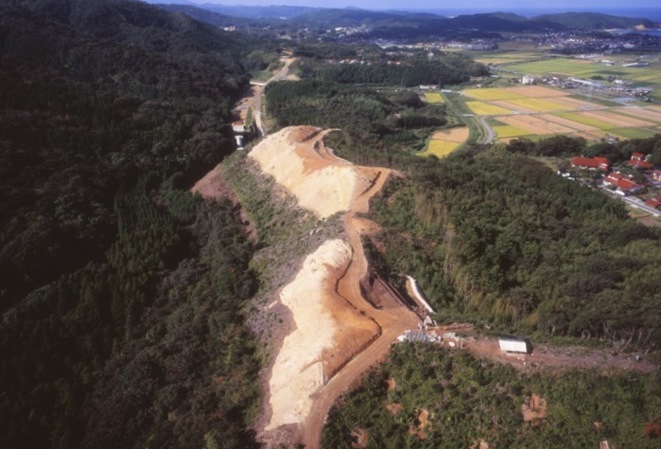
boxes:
[567,152,661,218]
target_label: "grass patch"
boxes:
[608,127,659,139]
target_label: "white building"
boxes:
[498,337,531,354]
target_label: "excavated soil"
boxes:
[265,239,378,431]
[248,126,420,448]
[250,126,361,219]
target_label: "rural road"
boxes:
[476,115,496,144]
[301,136,420,449]
[251,57,296,137]
[601,186,661,217]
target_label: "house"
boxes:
[651,169,661,182]
[645,196,661,210]
[603,172,643,195]
[628,152,653,169]
[571,156,609,171]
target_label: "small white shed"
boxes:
[498,337,531,354]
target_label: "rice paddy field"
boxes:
[420,140,460,158]
[461,85,661,143]
[423,92,445,103]
[419,127,468,158]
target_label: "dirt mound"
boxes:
[522,393,548,422]
[350,428,368,448]
[252,126,420,448]
[250,126,369,219]
[190,164,230,200]
[265,239,379,431]
[409,408,431,440]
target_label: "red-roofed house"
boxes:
[645,197,661,210]
[627,152,653,169]
[603,172,643,194]
[571,156,609,171]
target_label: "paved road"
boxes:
[476,115,496,144]
[601,187,661,217]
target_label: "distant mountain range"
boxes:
[147,2,660,36]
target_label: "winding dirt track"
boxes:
[301,135,420,449]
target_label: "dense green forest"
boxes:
[0,1,263,448]
[323,343,661,449]
[0,0,251,308]
[265,80,451,161]
[370,146,661,348]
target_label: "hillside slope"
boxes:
[0,2,262,449]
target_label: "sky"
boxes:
[190,0,661,10]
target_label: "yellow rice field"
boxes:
[504,97,573,113]
[421,140,460,158]
[463,88,525,101]
[431,127,469,142]
[462,84,661,142]
[466,101,514,115]
[494,125,530,138]
[423,92,444,103]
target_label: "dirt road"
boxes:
[250,127,419,448]
[301,136,420,449]
[252,57,296,137]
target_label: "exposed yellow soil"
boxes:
[265,239,377,430]
[251,126,420,448]
[522,393,548,422]
[250,126,361,219]
[350,428,369,448]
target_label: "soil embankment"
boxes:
[249,126,419,448]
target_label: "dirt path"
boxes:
[301,137,419,449]
[429,329,657,375]
[252,57,297,137]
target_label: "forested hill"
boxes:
[0,0,250,309]
[1,1,265,448]
[535,12,658,30]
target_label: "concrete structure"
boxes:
[406,276,435,314]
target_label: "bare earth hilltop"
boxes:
[247,126,420,449]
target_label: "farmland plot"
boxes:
[461,83,660,142]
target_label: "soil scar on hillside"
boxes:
[249,126,420,449]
